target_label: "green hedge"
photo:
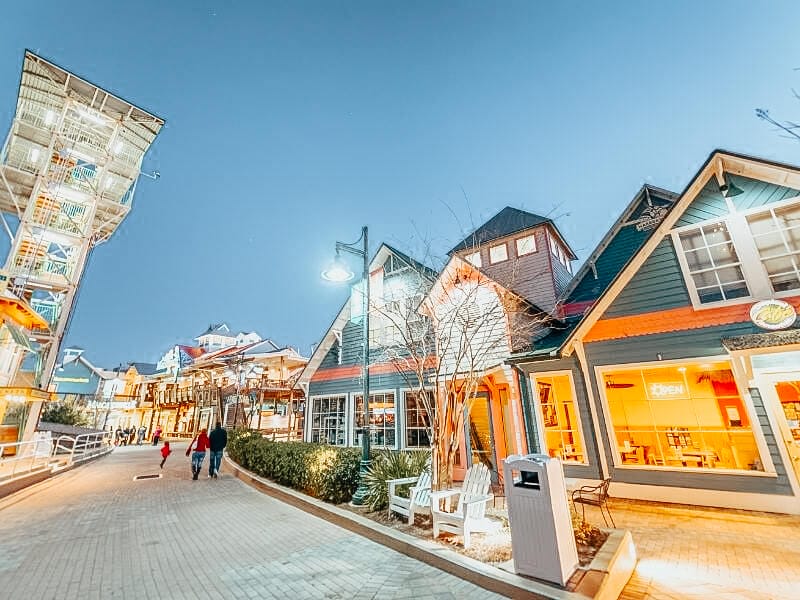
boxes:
[227,429,362,504]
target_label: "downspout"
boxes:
[510,363,538,454]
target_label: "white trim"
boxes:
[573,340,609,477]
[488,242,508,264]
[399,387,435,450]
[751,372,800,498]
[593,356,775,475]
[515,233,537,257]
[529,369,589,465]
[608,481,800,514]
[350,388,398,450]
[564,152,800,356]
[307,394,349,447]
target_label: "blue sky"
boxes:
[1,1,800,367]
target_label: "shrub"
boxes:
[41,401,89,427]
[227,429,362,504]
[363,449,431,512]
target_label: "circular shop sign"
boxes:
[750,299,797,331]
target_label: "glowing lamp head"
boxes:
[321,253,354,282]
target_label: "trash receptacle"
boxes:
[503,454,578,586]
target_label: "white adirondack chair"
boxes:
[431,463,497,548]
[387,469,432,524]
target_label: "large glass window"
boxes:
[489,243,508,264]
[309,396,346,446]
[602,361,764,471]
[533,374,586,463]
[354,392,396,447]
[748,204,800,292]
[404,390,434,448]
[677,222,749,304]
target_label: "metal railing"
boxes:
[52,432,113,468]
[0,431,112,483]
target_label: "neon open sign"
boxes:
[649,382,686,398]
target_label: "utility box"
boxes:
[503,454,578,586]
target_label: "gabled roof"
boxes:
[127,362,159,376]
[561,149,800,356]
[297,243,435,389]
[178,345,206,359]
[449,207,551,253]
[560,184,678,306]
[197,323,232,338]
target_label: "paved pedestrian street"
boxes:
[0,446,503,600]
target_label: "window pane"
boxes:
[680,229,705,252]
[685,248,712,271]
[535,375,585,463]
[701,223,732,246]
[697,287,724,303]
[721,281,750,299]
[770,271,800,292]
[489,244,508,263]
[692,271,719,289]
[763,255,796,276]
[753,232,786,258]
[715,265,746,285]
[405,391,434,448]
[516,234,536,256]
[604,362,764,472]
[748,212,775,236]
[708,242,738,267]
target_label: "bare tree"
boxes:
[370,246,550,490]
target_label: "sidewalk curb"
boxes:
[225,455,584,600]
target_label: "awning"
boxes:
[0,294,49,330]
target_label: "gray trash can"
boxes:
[503,454,578,586]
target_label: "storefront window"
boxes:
[354,392,396,447]
[533,374,586,463]
[404,390,434,448]
[602,361,764,471]
[309,396,346,446]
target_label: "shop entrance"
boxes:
[762,375,800,485]
[464,392,499,484]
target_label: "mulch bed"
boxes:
[339,503,607,568]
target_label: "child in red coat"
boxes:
[160,441,172,469]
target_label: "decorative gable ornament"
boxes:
[634,203,669,231]
[750,299,797,331]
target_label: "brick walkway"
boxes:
[581,498,800,600]
[0,445,503,600]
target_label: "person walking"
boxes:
[185,428,210,481]
[137,426,146,445]
[208,422,227,479]
[159,441,172,469]
[152,425,162,446]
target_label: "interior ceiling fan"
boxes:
[605,377,635,389]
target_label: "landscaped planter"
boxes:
[226,454,638,599]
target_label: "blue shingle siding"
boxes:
[515,356,602,480]
[603,238,691,318]
[568,195,673,304]
[583,325,793,495]
[52,360,101,395]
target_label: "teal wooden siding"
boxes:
[673,176,729,227]
[604,174,800,319]
[675,175,800,228]
[568,194,673,304]
[583,324,794,496]
[516,357,602,481]
[603,238,690,318]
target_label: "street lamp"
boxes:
[322,226,370,505]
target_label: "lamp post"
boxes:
[321,226,370,505]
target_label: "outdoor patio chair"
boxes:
[431,463,497,548]
[387,469,432,524]
[571,477,615,528]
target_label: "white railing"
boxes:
[52,432,113,468]
[0,431,112,483]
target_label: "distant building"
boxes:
[195,323,261,351]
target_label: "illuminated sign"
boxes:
[750,299,797,331]
[0,387,53,402]
[649,382,686,399]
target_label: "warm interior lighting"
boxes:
[321,254,354,282]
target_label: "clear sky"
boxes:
[1,1,800,367]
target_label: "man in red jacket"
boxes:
[187,428,210,480]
